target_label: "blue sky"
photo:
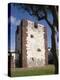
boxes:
[9,3,53,51]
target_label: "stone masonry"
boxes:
[15,19,48,68]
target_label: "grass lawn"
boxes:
[11,65,55,77]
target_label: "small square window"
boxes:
[37,48,41,52]
[30,34,34,38]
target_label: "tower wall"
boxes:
[16,19,48,68]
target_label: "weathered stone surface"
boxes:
[15,19,48,68]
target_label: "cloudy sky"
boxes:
[8,3,53,51]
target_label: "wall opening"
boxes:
[31,57,34,61]
[30,34,34,38]
[34,22,38,28]
[37,48,41,52]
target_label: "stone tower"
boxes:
[15,19,48,68]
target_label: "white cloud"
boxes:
[9,16,16,25]
[16,20,21,26]
[9,16,21,26]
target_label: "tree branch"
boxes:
[45,18,54,30]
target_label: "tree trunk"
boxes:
[51,28,58,74]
